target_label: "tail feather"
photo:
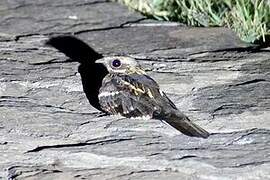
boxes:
[158,110,210,138]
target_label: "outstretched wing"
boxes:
[98,72,174,119]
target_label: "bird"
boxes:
[45,35,108,112]
[96,56,210,138]
[46,35,209,138]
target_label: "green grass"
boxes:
[117,0,270,45]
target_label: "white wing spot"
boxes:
[98,91,120,98]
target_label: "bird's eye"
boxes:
[111,59,121,68]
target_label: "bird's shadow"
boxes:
[45,35,108,112]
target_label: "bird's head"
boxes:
[96,56,142,74]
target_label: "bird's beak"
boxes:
[95,58,106,64]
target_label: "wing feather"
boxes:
[98,72,210,138]
[98,73,165,118]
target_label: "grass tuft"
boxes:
[117,0,270,45]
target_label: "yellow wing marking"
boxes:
[121,80,154,98]
[147,88,154,98]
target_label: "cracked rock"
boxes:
[0,0,269,179]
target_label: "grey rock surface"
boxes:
[0,0,270,179]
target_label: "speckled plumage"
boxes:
[97,56,210,138]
